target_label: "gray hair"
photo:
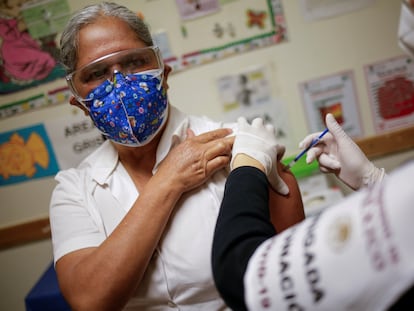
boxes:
[60,2,153,73]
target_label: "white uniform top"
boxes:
[245,161,414,311]
[50,106,234,310]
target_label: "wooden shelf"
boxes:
[0,217,51,251]
[355,125,414,159]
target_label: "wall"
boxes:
[0,1,413,310]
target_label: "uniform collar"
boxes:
[88,140,119,186]
[153,105,189,173]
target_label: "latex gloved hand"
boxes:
[231,117,289,195]
[299,113,385,190]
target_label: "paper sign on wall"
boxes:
[217,65,294,150]
[299,70,363,137]
[364,55,414,133]
[21,0,71,39]
[0,124,59,186]
[44,112,105,170]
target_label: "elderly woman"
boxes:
[49,2,304,310]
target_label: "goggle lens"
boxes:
[67,46,163,102]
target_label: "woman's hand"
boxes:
[157,127,234,194]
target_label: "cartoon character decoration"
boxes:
[0,132,49,179]
[246,9,267,29]
[0,0,65,93]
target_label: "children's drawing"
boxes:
[0,132,49,179]
[0,124,59,186]
[0,0,67,94]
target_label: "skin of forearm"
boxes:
[232,154,265,172]
[56,173,185,311]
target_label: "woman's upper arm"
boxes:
[50,169,104,263]
[269,162,305,232]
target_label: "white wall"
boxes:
[1,1,412,310]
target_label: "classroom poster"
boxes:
[0,0,70,94]
[0,124,59,186]
[44,112,104,170]
[299,0,376,22]
[217,65,293,150]
[364,55,414,133]
[175,0,220,20]
[154,0,287,73]
[217,65,273,111]
[299,70,363,137]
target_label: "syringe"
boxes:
[285,127,329,170]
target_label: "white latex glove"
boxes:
[231,117,289,195]
[299,113,385,190]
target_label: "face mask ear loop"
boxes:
[74,95,92,112]
[112,69,121,83]
[154,63,165,91]
[83,101,92,112]
[67,76,92,111]
[155,46,165,91]
[157,72,164,91]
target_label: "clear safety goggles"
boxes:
[66,46,163,102]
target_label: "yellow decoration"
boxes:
[0,132,49,179]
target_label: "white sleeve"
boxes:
[50,169,105,263]
[244,161,414,311]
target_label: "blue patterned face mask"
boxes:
[86,70,168,146]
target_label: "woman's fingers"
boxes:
[204,136,234,161]
[157,128,234,193]
[192,128,233,143]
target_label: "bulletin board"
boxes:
[0,0,287,112]
[0,0,71,95]
[145,0,287,72]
